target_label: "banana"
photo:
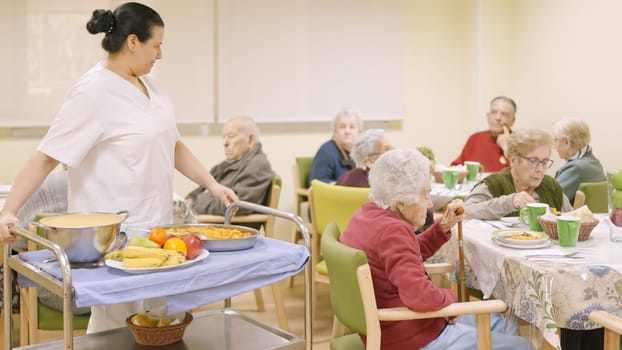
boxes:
[123,257,164,268]
[122,246,169,260]
[128,236,161,249]
[161,250,186,266]
[161,250,181,266]
[104,249,123,261]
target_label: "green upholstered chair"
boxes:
[308,180,370,324]
[292,157,314,219]
[321,222,509,350]
[589,311,622,350]
[577,181,608,213]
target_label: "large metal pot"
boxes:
[33,211,129,263]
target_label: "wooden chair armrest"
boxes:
[590,311,622,335]
[295,188,309,197]
[377,299,507,321]
[424,262,455,274]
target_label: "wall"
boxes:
[2,1,622,239]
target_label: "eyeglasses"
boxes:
[519,155,553,169]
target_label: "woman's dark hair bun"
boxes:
[86,9,115,34]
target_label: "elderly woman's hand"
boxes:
[512,191,536,209]
[440,199,465,232]
[0,212,20,243]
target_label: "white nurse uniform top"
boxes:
[38,62,179,332]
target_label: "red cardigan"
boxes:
[340,202,456,350]
[451,130,509,172]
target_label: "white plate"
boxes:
[491,237,553,249]
[105,249,209,274]
[492,229,549,246]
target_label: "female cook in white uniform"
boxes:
[0,3,238,332]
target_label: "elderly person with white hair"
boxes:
[552,118,606,204]
[308,109,363,185]
[340,149,531,350]
[335,128,391,187]
[465,128,573,220]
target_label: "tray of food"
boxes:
[159,224,259,252]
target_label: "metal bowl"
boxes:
[34,211,129,263]
[159,223,258,252]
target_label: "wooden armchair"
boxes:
[589,311,622,350]
[195,175,289,330]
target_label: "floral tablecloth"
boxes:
[433,215,622,349]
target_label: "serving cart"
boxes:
[3,201,312,350]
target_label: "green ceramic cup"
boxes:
[519,203,549,231]
[464,161,484,182]
[556,215,581,247]
[442,169,459,190]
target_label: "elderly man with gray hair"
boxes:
[186,116,274,216]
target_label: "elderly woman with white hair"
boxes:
[340,149,531,350]
[336,128,391,186]
[552,118,606,204]
[465,128,573,220]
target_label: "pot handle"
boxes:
[31,221,54,230]
[116,210,130,222]
[105,231,127,253]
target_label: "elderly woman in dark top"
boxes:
[308,109,362,185]
[465,128,572,219]
[340,149,531,349]
[552,118,606,204]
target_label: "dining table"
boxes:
[433,214,622,349]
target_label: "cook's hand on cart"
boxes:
[0,211,20,243]
[440,199,465,232]
[207,182,239,213]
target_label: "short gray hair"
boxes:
[332,108,363,132]
[552,118,590,149]
[506,128,552,158]
[368,149,430,210]
[224,115,260,141]
[351,129,385,166]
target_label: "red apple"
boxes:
[610,208,622,227]
[183,234,203,260]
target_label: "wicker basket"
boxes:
[537,216,599,241]
[126,312,193,346]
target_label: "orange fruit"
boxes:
[148,227,169,247]
[163,237,187,255]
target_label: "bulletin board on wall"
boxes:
[0,0,406,127]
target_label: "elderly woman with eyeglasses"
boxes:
[340,149,532,350]
[464,128,572,220]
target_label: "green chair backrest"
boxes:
[578,181,608,213]
[309,180,371,234]
[321,222,368,335]
[296,156,314,190]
